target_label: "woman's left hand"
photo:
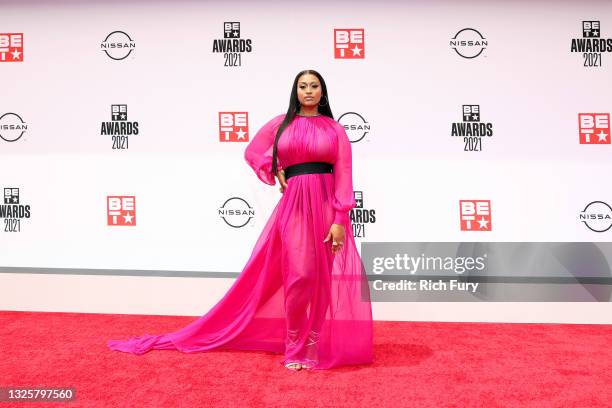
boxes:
[277,169,288,193]
[323,223,346,255]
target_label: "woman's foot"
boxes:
[284,362,302,371]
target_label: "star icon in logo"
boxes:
[235,128,248,140]
[597,130,609,142]
[477,217,489,229]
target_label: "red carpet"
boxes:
[1,311,611,407]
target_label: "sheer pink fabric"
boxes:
[107,113,373,370]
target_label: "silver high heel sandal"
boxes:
[285,329,302,371]
[301,330,320,370]
[284,362,302,371]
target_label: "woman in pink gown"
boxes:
[107,69,373,371]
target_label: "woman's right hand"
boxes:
[277,170,288,193]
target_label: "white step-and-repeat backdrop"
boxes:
[1,0,611,322]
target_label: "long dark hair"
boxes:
[271,69,334,175]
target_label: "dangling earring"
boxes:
[318,95,328,107]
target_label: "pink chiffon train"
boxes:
[107,113,374,370]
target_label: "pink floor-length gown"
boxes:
[107,112,374,370]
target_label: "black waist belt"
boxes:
[283,161,334,180]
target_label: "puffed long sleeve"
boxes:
[332,122,356,225]
[244,114,285,186]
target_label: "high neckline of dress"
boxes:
[296,113,321,117]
